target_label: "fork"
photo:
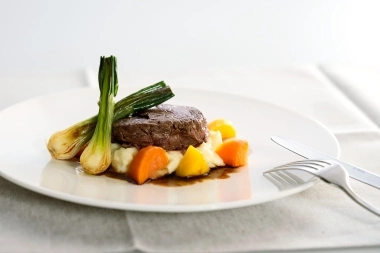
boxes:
[264,159,380,216]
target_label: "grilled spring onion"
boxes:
[47,82,174,160]
[79,56,118,174]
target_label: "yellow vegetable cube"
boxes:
[208,119,236,140]
[176,145,210,177]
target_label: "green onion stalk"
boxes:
[47,72,174,162]
[79,56,118,174]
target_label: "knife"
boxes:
[271,136,380,189]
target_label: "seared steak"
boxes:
[112,104,209,150]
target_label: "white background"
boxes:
[0,0,380,73]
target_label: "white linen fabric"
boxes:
[1,66,380,252]
[320,65,380,128]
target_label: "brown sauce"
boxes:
[101,167,240,187]
[68,157,80,163]
[150,167,238,187]
[100,170,136,184]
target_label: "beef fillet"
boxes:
[112,104,209,150]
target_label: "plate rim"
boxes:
[0,86,340,213]
[0,171,319,212]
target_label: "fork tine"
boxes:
[264,171,300,190]
[264,173,288,190]
[283,160,331,167]
[285,161,323,167]
[279,160,331,167]
[264,165,317,176]
[263,159,332,178]
[274,160,331,172]
[278,164,319,171]
[273,171,299,186]
[268,172,293,186]
[281,170,305,184]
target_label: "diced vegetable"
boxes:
[208,130,223,150]
[215,139,249,167]
[128,146,169,184]
[111,147,138,174]
[110,143,122,155]
[176,145,210,177]
[196,142,224,168]
[166,151,183,174]
[207,119,236,140]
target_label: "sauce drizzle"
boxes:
[101,167,239,187]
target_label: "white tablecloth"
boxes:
[1,66,379,253]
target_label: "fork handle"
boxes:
[340,183,380,216]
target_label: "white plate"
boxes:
[0,87,339,212]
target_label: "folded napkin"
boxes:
[320,65,380,128]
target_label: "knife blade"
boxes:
[271,136,380,189]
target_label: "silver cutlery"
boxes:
[271,136,380,189]
[264,159,380,216]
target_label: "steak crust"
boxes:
[112,104,209,150]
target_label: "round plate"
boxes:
[0,87,339,212]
